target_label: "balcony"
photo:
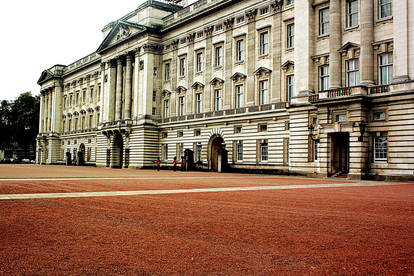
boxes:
[309,85,390,103]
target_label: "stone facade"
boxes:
[37,0,414,180]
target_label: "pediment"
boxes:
[162,89,172,97]
[254,67,272,76]
[230,72,247,81]
[97,21,147,53]
[191,82,205,90]
[210,77,224,86]
[37,70,53,85]
[338,42,360,53]
[176,86,187,93]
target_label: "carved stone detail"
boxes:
[224,18,235,30]
[204,26,214,37]
[245,9,257,22]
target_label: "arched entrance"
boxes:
[78,143,85,166]
[112,132,123,168]
[208,135,226,172]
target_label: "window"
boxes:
[346,59,359,87]
[163,144,168,160]
[236,16,245,24]
[97,85,101,101]
[178,143,184,159]
[236,39,244,62]
[153,67,158,76]
[152,91,156,102]
[379,0,392,19]
[234,126,242,134]
[373,111,386,121]
[259,124,268,132]
[165,63,170,80]
[260,31,269,55]
[194,129,201,136]
[178,96,185,116]
[287,24,294,48]
[286,0,294,5]
[259,80,269,105]
[152,107,156,116]
[196,144,202,161]
[214,89,221,111]
[319,8,329,35]
[260,6,269,15]
[162,132,168,138]
[76,92,79,105]
[235,85,243,108]
[336,113,347,122]
[215,46,223,67]
[319,65,330,91]
[197,32,204,38]
[287,75,294,102]
[195,93,202,114]
[82,90,86,103]
[89,115,93,128]
[236,141,243,161]
[379,53,393,85]
[314,140,319,161]
[177,131,183,137]
[196,52,203,72]
[90,87,94,102]
[347,0,358,28]
[374,136,387,162]
[164,99,169,118]
[179,57,186,77]
[260,141,268,162]
[69,95,73,107]
[216,24,223,31]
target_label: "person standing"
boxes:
[156,157,160,171]
[173,157,177,172]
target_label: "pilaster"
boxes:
[360,0,374,85]
[224,18,234,109]
[246,9,257,106]
[329,0,341,88]
[115,57,123,121]
[124,54,133,120]
[393,0,411,82]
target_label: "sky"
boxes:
[0,0,192,101]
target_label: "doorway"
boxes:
[330,132,349,176]
[209,135,225,172]
[112,133,123,168]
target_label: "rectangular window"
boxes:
[194,129,201,136]
[319,65,330,91]
[260,141,268,162]
[196,144,202,161]
[260,7,269,15]
[234,126,242,134]
[179,57,186,77]
[178,143,184,160]
[347,0,358,28]
[215,46,223,67]
[236,39,244,62]
[216,24,223,31]
[90,87,94,102]
[374,136,387,162]
[346,59,359,87]
[379,0,392,19]
[196,93,202,114]
[163,144,168,160]
[152,107,156,116]
[165,63,170,80]
[82,90,86,103]
[196,52,203,72]
[260,31,269,55]
[235,85,243,108]
[236,16,245,24]
[286,0,294,5]
[379,53,393,85]
[319,8,330,35]
[259,124,268,132]
[214,89,221,111]
[259,80,269,105]
[178,96,185,116]
[373,111,386,121]
[336,114,347,122]
[237,142,243,161]
[287,24,294,48]
[197,32,204,38]
[287,75,294,102]
[164,99,169,118]
[314,140,319,161]
[152,91,156,102]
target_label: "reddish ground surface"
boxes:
[0,165,413,275]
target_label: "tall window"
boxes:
[287,24,294,48]
[287,75,294,102]
[374,136,387,162]
[346,59,359,87]
[215,46,223,67]
[379,53,393,85]
[319,8,329,35]
[178,143,184,159]
[179,57,186,77]
[165,63,170,80]
[260,31,269,55]
[163,144,168,160]
[379,0,392,19]
[236,141,243,161]
[347,0,358,28]
[82,90,86,103]
[286,0,294,5]
[319,65,330,91]
[164,99,169,118]
[214,89,221,111]
[178,96,185,116]
[196,144,202,161]
[259,80,269,105]
[314,140,319,161]
[260,141,268,162]
[196,52,203,72]
[89,115,93,128]
[235,85,243,108]
[236,39,244,61]
[196,93,202,114]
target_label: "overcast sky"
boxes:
[0,0,193,101]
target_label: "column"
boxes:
[360,0,374,85]
[39,93,44,133]
[204,34,212,112]
[48,90,52,132]
[133,49,140,117]
[224,18,234,109]
[271,6,282,102]
[53,82,63,133]
[246,9,257,106]
[115,57,123,121]
[124,54,133,120]
[99,63,105,124]
[109,60,117,122]
[329,0,341,88]
[393,0,411,82]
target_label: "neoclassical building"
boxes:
[37,0,414,180]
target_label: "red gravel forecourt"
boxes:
[0,164,413,275]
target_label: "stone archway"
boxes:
[111,132,123,168]
[208,134,225,172]
[78,143,86,165]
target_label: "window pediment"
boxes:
[254,67,272,77]
[231,72,247,82]
[191,82,205,90]
[210,77,224,86]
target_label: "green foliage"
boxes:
[0,92,39,156]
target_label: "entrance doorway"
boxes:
[209,135,226,172]
[330,132,349,176]
[78,143,85,165]
[112,133,123,168]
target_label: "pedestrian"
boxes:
[173,157,177,171]
[156,157,161,171]
[181,157,186,171]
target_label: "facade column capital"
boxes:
[245,9,257,22]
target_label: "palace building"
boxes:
[37,0,414,180]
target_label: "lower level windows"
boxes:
[260,140,268,162]
[346,59,359,87]
[236,141,243,161]
[196,144,202,161]
[374,136,387,162]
